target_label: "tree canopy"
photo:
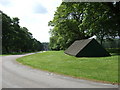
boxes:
[48,2,120,50]
[1,11,43,54]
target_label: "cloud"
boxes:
[34,4,47,14]
[0,0,62,42]
[0,0,11,6]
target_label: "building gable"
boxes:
[64,39,110,57]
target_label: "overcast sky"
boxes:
[0,0,62,42]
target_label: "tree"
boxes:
[49,2,91,50]
[78,2,120,45]
[0,11,2,54]
[48,2,120,50]
[2,12,43,54]
[2,12,13,53]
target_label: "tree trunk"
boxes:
[5,46,9,53]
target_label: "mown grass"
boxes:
[0,55,9,56]
[1,51,39,56]
[17,51,119,84]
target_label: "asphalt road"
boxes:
[1,53,118,88]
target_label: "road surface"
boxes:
[1,53,118,88]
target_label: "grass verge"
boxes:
[0,55,9,56]
[17,51,119,84]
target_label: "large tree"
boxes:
[48,2,120,50]
[2,12,43,54]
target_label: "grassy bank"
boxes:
[0,54,9,56]
[17,51,119,84]
[1,51,40,56]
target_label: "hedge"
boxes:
[106,48,120,54]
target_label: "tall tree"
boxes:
[49,2,120,50]
[2,12,43,54]
[49,2,91,50]
[2,13,13,53]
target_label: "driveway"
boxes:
[1,53,118,88]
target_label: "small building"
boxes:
[64,39,110,57]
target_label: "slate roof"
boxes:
[64,39,92,56]
[64,39,110,57]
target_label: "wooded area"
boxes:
[1,11,43,54]
[1,2,120,53]
[48,2,120,50]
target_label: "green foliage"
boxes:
[101,39,120,48]
[2,12,43,54]
[106,48,120,54]
[49,2,120,50]
[17,51,119,83]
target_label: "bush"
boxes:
[106,48,120,53]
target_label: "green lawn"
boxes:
[17,51,119,84]
[0,55,8,56]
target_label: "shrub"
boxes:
[106,48,120,53]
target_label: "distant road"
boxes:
[1,53,118,88]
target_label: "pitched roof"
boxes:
[64,39,110,57]
[64,39,92,56]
